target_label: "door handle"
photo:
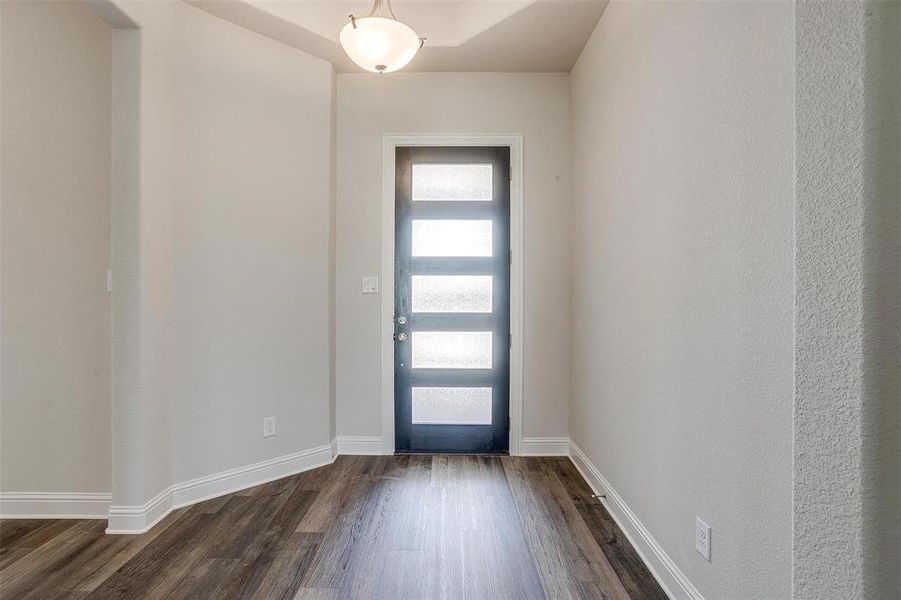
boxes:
[394,332,407,342]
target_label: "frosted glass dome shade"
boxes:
[339,16,421,73]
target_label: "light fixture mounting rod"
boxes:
[365,0,398,20]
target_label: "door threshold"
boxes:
[394,450,510,456]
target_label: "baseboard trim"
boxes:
[330,437,339,459]
[106,443,335,534]
[568,440,705,600]
[335,435,385,455]
[0,492,112,519]
[520,436,570,456]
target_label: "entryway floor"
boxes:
[0,455,666,599]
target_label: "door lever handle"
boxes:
[394,332,407,342]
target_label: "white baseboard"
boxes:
[520,436,571,456]
[0,492,112,519]
[106,443,335,534]
[568,441,704,600]
[335,435,385,455]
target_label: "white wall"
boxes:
[107,0,334,510]
[1,1,112,495]
[169,1,334,484]
[329,70,338,443]
[335,73,572,442]
[569,3,794,599]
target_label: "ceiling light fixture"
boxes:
[339,0,424,73]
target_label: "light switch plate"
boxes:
[695,517,711,561]
[361,276,379,294]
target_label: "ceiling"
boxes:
[187,0,610,72]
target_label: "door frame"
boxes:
[380,133,524,456]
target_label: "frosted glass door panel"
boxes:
[412,164,493,202]
[411,331,492,369]
[412,387,492,425]
[411,275,492,313]
[412,220,492,257]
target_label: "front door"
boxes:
[394,146,511,453]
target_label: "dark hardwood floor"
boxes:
[0,455,667,600]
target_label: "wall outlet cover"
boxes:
[361,276,379,294]
[263,417,277,438]
[695,516,711,561]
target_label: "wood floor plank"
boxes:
[84,508,216,599]
[504,455,632,600]
[292,588,337,600]
[541,470,632,600]
[294,457,356,534]
[0,519,49,547]
[167,557,242,600]
[0,520,101,597]
[2,454,666,600]
[336,455,433,599]
[71,510,187,593]
[502,456,582,600]
[0,546,34,572]
[248,532,324,600]
[2,519,81,550]
[209,479,297,560]
[479,473,546,599]
[216,488,320,599]
[300,456,390,590]
[421,491,466,600]
[555,460,669,600]
[16,522,126,599]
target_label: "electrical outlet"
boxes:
[695,517,711,561]
[263,417,277,438]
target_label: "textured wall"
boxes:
[1,1,112,494]
[793,3,869,598]
[569,2,795,598]
[335,73,572,441]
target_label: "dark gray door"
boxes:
[394,146,511,453]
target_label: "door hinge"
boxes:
[509,249,512,265]
[509,333,512,348]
